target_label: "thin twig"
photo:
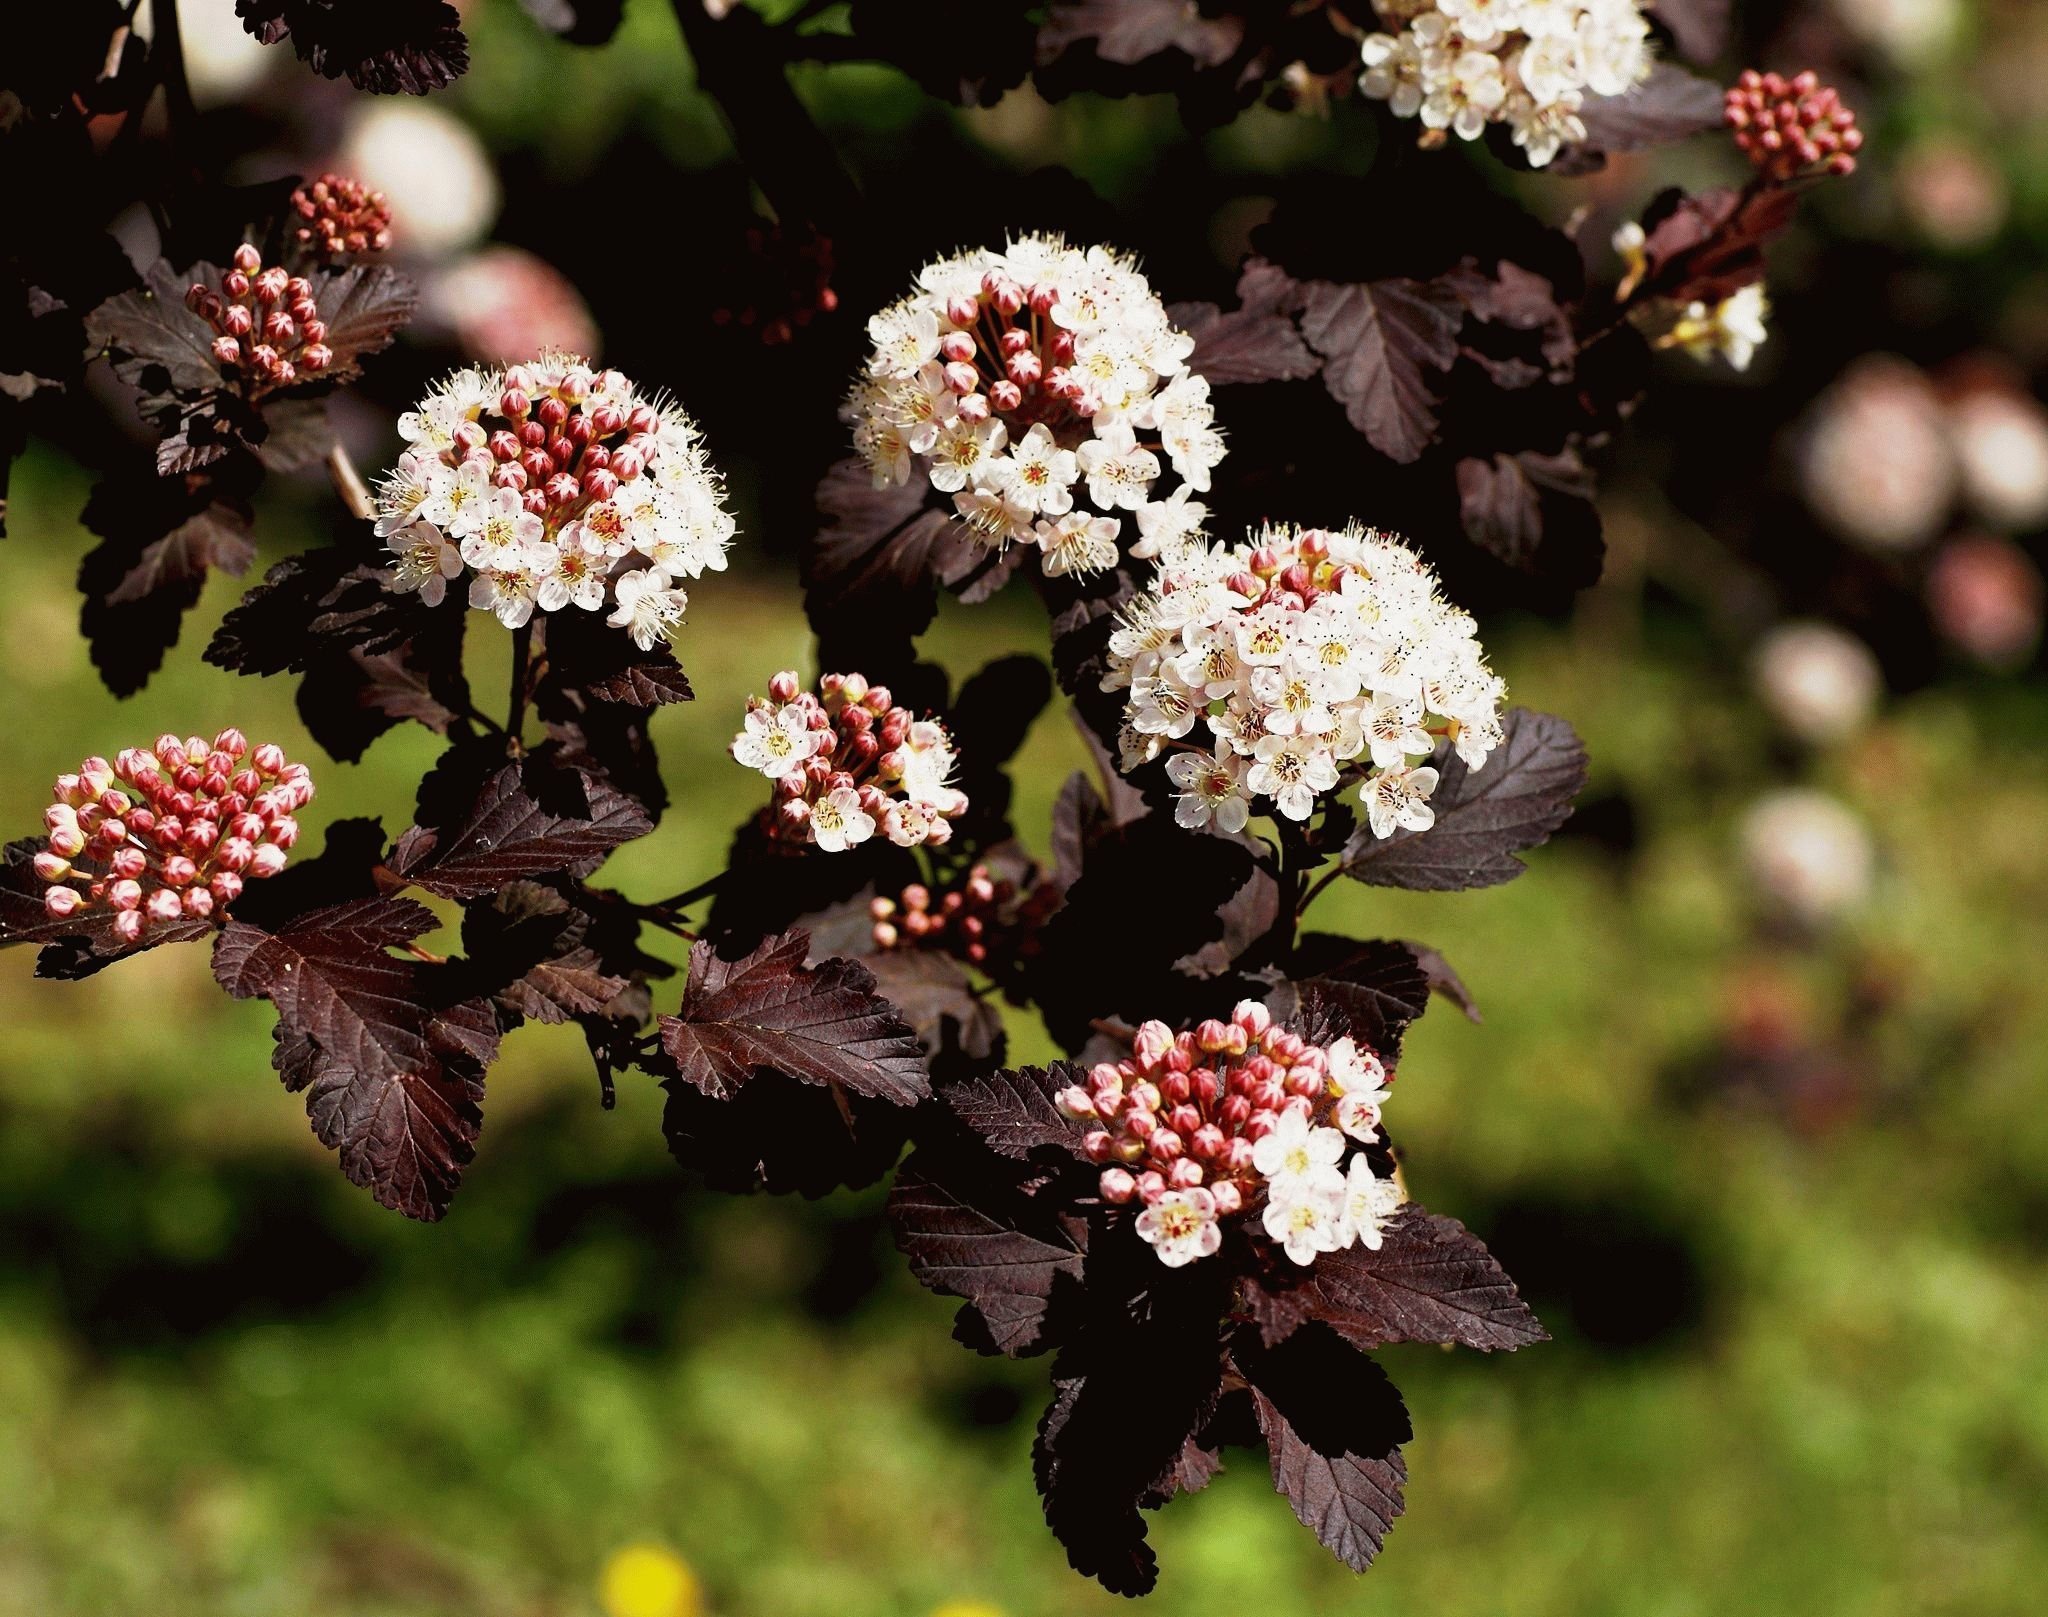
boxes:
[326,441,375,520]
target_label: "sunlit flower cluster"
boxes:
[1104,521,1505,833]
[1614,223,1772,372]
[1057,1002,1405,1269]
[374,355,735,647]
[1358,0,1657,168]
[844,234,1220,579]
[1725,69,1862,181]
[732,671,968,854]
[185,243,333,389]
[288,172,394,260]
[32,732,312,944]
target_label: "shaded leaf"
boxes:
[1297,276,1466,462]
[212,896,498,1220]
[236,0,469,94]
[863,947,1006,1072]
[1455,447,1603,581]
[804,457,993,639]
[889,1151,1086,1356]
[388,751,651,899]
[1342,708,1587,891]
[1038,0,1244,67]
[306,261,418,383]
[1271,937,1431,1060]
[1650,0,1731,64]
[658,931,929,1106]
[0,838,211,979]
[938,1062,1092,1163]
[1253,1207,1546,1353]
[1244,1327,1411,1573]
[1571,62,1729,157]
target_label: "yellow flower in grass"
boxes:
[599,1544,702,1617]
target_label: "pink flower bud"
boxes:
[43,803,77,833]
[1244,1110,1279,1143]
[989,381,1022,412]
[776,799,811,832]
[1149,1129,1183,1162]
[218,838,255,872]
[300,345,331,373]
[183,888,214,919]
[767,670,801,703]
[48,825,85,858]
[43,885,82,919]
[1135,1171,1167,1204]
[956,393,990,423]
[161,855,197,887]
[546,473,582,507]
[1211,1181,1243,1216]
[1168,1159,1206,1190]
[1126,1109,1157,1140]
[109,848,147,881]
[1005,350,1042,387]
[146,888,183,923]
[249,844,288,879]
[1233,1000,1273,1037]
[1081,1129,1114,1163]
[945,294,981,327]
[943,361,978,395]
[991,279,1025,317]
[582,468,619,503]
[33,851,70,882]
[107,879,142,911]
[112,909,145,945]
[1221,1138,1257,1175]
[251,743,286,775]
[212,336,244,366]
[939,331,976,364]
[1099,1168,1137,1204]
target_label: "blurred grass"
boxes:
[4,436,2048,1617]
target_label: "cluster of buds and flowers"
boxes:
[1057,1002,1405,1269]
[373,354,735,645]
[712,223,839,346]
[868,862,1059,966]
[185,245,332,391]
[288,172,394,260]
[1725,70,1862,182]
[1358,0,1656,168]
[844,233,1221,579]
[1613,223,1773,372]
[732,671,969,854]
[1104,521,1505,833]
[33,733,312,945]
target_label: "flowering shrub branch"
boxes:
[0,0,1862,1593]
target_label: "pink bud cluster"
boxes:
[289,172,394,260]
[34,732,313,944]
[712,224,839,346]
[185,244,332,388]
[1059,1002,1390,1217]
[1725,70,1862,181]
[731,671,969,854]
[868,862,1057,966]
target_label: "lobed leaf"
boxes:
[658,931,930,1107]
[1341,708,1588,891]
[1297,276,1467,463]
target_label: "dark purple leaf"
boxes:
[1038,0,1244,68]
[237,0,469,94]
[1270,937,1431,1060]
[938,1062,1092,1163]
[461,881,632,1027]
[388,754,651,899]
[1254,1207,1546,1353]
[658,930,929,1106]
[1171,280,1318,386]
[212,896,498,1220]
[805,457,994,637]
[863,947,1006,1070]
[1342,708,1588,891]
[1407,940,1481,1023]
[1455,447,1603,579]
[306,261,418,382]
[1571,63,1729,158]
[1297,276,1466,462]
[1244,1327,1411,1573]
[1637,183,1801,307]
[1650,0,1731,63]
[889,1153,1086,1356]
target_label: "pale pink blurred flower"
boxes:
[1751,621,1882,747]
[429,248,601,366]
[1797,358,1956,553]
[1926,535,2045,669]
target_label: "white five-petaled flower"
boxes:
[732,706,820,780]
[1035,511,1122,578]
[1165,749,1253,834]
[1135,1188,1223,1268]
[386,522,462,606]
[606,568,688,651]
[807,785,875,853]
[1262,1184,1346,1267]
[1365,762,1441,839]
[1250,1112,1347,1201]
[1338,1157,1405,1251]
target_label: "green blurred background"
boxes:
[6,2,2048,1613]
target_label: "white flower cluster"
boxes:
[375,354,735,649]
[1104,522,1505,835]
[844,234,1222,579]
[1358,0,1657,168]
